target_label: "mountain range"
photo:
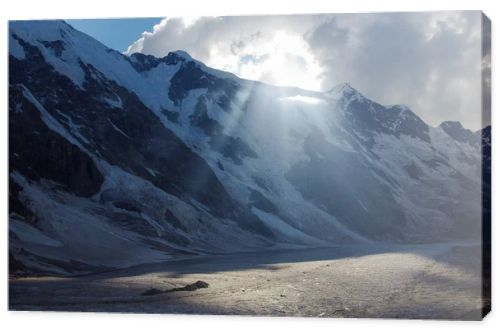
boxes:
[8,20,489,275]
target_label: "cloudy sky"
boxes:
[76,12,489,130]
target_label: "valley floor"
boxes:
[9,243,485,320]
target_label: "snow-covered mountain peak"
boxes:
[325,82,370,108]
[327,82,359,97]
[388,104,411,112]
[9,20,73,41]
[169,50,193,61]
[439,121,478,145]
[440,120,465,130]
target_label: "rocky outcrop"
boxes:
[9,85,104,197]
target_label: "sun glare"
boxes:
[280,95,323,104]
[208,30,322,91]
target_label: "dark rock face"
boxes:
[9,177,37,225]
[39,40,65,57]
[480,125,492,315]
[128,51,194,72]
[190,96,224,135]
[338,88,430,144]
[480,126,491,242]
[9,85,104,197]
[169,59,239,107]
[481,126,491,180]
[128,53,165,72]
[159,108,179,123]
[9,34,237,219]
[380,105,431,142]
[190,95,258,165]
[209,135,258,165]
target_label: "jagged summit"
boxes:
[439,121,478,145]
[9,19,93,48]
[169,50,193,60]
[326,82,359,97]
[440,120,465,130]
[387,103,411,112]
[128,50,194,71]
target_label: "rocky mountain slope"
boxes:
[9,20,485,275]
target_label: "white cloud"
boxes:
[126,16,323,90]
[126,12,484,130]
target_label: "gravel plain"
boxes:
[9,243,484,320]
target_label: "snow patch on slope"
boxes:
[252,208,326,246]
